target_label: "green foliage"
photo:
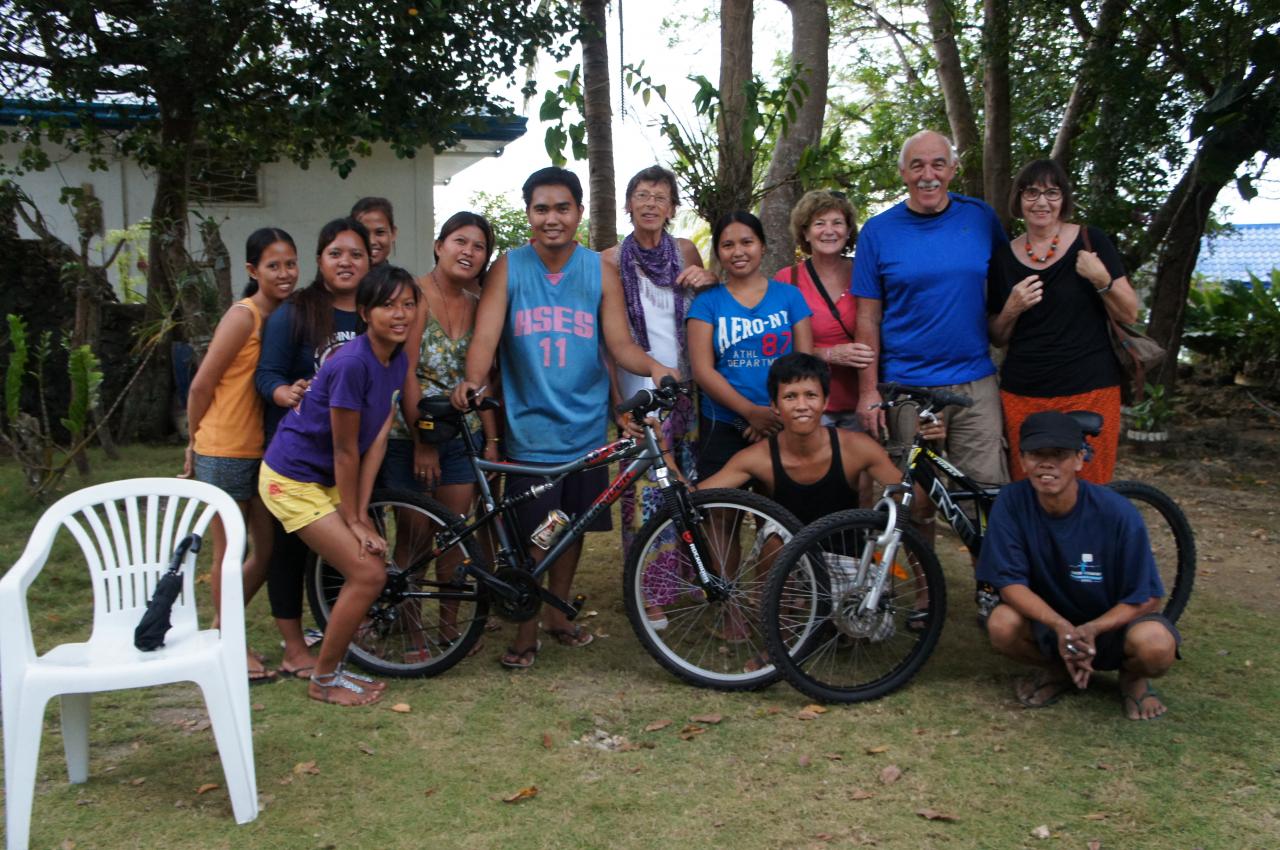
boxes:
[1129,382,1172,431]
[61,343,104,439]
[469,192,531,254]
[541,65,590,167]
[4,314,28,424]
[1183,271,1280,378]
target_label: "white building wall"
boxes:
[3,142,461,297]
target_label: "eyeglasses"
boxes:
[631,190,671,206]
[1020,187,1063,202]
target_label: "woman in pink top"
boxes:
[773,190,874,431]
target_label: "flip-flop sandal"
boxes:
[1015,673,1074,708]
[248,666,279,686]
[542,625,594,648]
[1122,685,1166,721]
[280,664,316,680]
[905,610,930,632]
[500,640,542,670]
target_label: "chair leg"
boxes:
[195,663,259,825]
[5,688,50,850]
[59,693,91,784]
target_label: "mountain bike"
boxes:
[761,382,1196,704]
[305,380,803,690]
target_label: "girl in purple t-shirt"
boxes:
[259,264,418,707]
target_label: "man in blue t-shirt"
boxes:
[853,130,1010,509]
[452,167,679,671]
[976,412,1179,720]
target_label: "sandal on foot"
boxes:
[1015,673,1074,708]
[1122,684,1167,721]
[279,664,316,680]
[248,665,279,686]
[309,665,383,707]
[339,667,387,692]
[905,610,930,633]
[542,624,594,648]
[500,640,542,670]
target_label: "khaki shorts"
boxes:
[258,463,341,534]
[886,373,1009,485]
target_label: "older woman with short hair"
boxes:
[989,159,1139,483]
[774,190,873,431]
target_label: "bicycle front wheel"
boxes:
[306,488,489,678]
[623,488,803,691]
[762,509,947,704]
[1107,480,1196,623]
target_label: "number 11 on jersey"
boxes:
[540,336,568,368]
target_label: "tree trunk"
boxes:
[1050,0,1125,172]
[715,0,755,225]
[760,0,829,278]
[123,106,195,441]
[581,0,616,251]
[981,0,1011,228]
[923,0,982,197]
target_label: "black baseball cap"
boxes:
[1019,411,1084,452]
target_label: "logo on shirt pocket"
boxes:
[1069,553,1103,584]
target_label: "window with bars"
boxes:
[188,147,261,205]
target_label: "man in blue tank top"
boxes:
[453,167,680,669]
[852,131,1011,510]
[976,412,1179,720]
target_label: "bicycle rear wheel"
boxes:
[1107,480,1195,623]
[306,488,489,678]
[762,509,947,704]
[623,488,803,691]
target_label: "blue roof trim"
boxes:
[1197,222,1280,281]
[0,98,525,143]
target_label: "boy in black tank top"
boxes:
[697,354,943,524]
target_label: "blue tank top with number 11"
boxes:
[501,242,609,462]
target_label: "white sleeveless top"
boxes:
[619,269,681,399]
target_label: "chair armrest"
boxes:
[0,522,58,667]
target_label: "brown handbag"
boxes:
[1081,226,1167,399]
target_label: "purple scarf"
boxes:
[619,231,685,354]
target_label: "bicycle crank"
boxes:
[489,567,544,622]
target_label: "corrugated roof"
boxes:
[1197,223,1280,282]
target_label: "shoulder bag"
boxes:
[1081,226,1166,400]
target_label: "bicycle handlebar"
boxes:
[877,382,973,411]
[616,377,692,418]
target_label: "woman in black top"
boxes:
[988,159,1139,483]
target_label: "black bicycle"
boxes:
[762,382,1196,704]
[305,379,804,690]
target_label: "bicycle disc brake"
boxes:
[489,567,543,622]
[826,562,894,641]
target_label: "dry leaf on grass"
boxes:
[796,710,821,721]
[541,733,554,749]
[825,753,843,761]
[252,703,264,711]
[390,703,412,713]
[644,719,673,732]
[678,724,706,740]
[1095,762,1114,771]
[1031,825,1051,839]
[195,783,219,795]
[879,765,902,785]
[766,706,782,715]
[917,808,959,822]
[798,755,812,767]
[865,745,889,754]
[690,713,723,724]
[815,833,834,841]
[849,788,875,800]
[292,760,319,776]
[424,788,438,797]
[128,777,146,786]
[803,704,829,714]
[1088,840,1102,850]
[358,743,375,756]
[502,785,538,803]
[1082,813,1108,821]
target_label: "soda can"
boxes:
[530,509,570,550]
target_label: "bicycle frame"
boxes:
[902,443,1001,556]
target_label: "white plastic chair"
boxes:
[0,477,258,849]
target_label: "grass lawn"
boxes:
[1,445,1277,849]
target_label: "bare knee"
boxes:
[986,604,1027,654]
[1124,621,1177,675]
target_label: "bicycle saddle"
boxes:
[1066,410,1103,437]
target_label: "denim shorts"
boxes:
[194,452,260,502]
[377,435,478,493]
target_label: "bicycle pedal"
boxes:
[571,594,587,613]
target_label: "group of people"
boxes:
[183,127,1178,718]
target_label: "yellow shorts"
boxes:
[258,463,341,534]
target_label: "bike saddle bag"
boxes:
[416,395,461,444]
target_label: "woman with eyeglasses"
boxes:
[602,166,716,631]
[988,159,1139,482]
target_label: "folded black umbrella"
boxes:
[134,532,202,651]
